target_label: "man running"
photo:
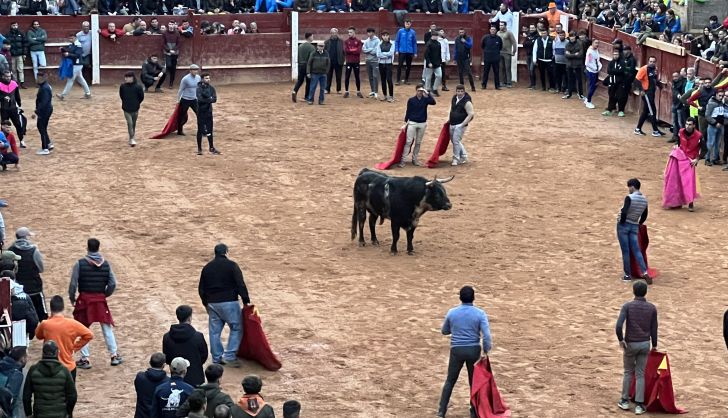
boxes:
[177,64,200,136]
[399,84,436,167]
[196,73,220,156]
[449,85,475,166]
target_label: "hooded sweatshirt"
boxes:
[8,239,44,294]
[69,252,116,303]
[23,357,77,418]
[10,280,39,338]
[120,78,145,113]
[362,35,380,63]
[134,368,170,418]
[162,323,208,387]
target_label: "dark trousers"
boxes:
[607,85,628,112]
[697,114,708,158]
[28,291,48,321]
[0,152,19,166]
[177,98,198,134]
[143,74,166,91]
[379,63,393,97]
[537,60,554,90]
[71,368,76,381]
[1,109,23,140]
[456,58,475,89]
[196,111,214,151]
[440,62,447,88]
[481,60,499,88]
[165,54,178,87]
[293,63,310,99]
[566,67,583,96]
[527,56,536,88]
[723,127,728,161]
[326,63,343,93]
[396,52,413,83]
[438,345,481,417]
[36,111,51,151]
[637,94,659,131]
[345,62,361,92]
[553,63,566,92]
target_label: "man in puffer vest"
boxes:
[68,237,123,369]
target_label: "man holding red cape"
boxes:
[663,117,701,211]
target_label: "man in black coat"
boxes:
[119,71,144,147]
[163,305,209,387]
[134,352,170,418]
[141,54,166,93]
[481,25,502,90]
[423,31,443,96]
[199,243,251,368]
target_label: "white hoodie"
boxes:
[585,47,602,73]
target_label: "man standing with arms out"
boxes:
[57,33,92,101]
[454,28,475,92]
[449,84,474,166]
[616,280,658,416]
[362,28,380,99]
[163,306,209,387]
[32,71,53,155]
[0,71,25,147]
[177,64,200,136]
[602,49,628,116]
[307,43,329,105]
[35,296,94,380]
[617,178,652,283]
[377,31,395,102]
[23,341,77,418]
[481,25,502,90]
[163,21,181,89]
[324,28,344,95]
[76,21,92,82]
[533,29,554,92]
[26,21,47,82]
[563,30,583,99]
[343,27,363,99]
[69,238,123,370]
[399,84,436,167]
[423,30,442,97]
[437,28,450,92]
[9,227,48,320]
[196,72,220,156]
[395,19,417,86]
[152,358,195,418]
[120,71,145,147]
[437,286,491,418]
[6,22,26,89]
[199,243,251,369]
[497,22,516,88]
[634,56,665,137]
[134,353,169,418]
[291,32,314,103]
[141,54,166,93]
[583,39,601,109]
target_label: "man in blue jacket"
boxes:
[395,18,417,85]
[134,352,169,418]
[32,71,53,155]
[437,285,491,418]
[0,346,28,418]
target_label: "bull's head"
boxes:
[424,176,454,211]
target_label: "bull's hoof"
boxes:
[358,241,366,247]
[371,240,380,246]
[407,251,414,256]
[390,250,398,256]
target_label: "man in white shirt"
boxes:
[438,28,451,91]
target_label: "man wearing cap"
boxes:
[23,340,77,418]
[176,64,201,136]
[151,357,195,418]
[163,305,208,387]
[0,250,20,274]
[199,244,251,368]
[8,227,47,321]
[399,84,436,167]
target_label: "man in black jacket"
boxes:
[324,28,344,94]
[32,71,53,155]
[602,49,628,117]
[196,72,220,156]
[668,70,687,143]
[199,243,251,368]
[120,72,145,147]
[57,33,91,101]
[141,54,166,93]
[134,352,170,418]
[163,305,209,387]
[481,25,502,90]
[533,29,554,91]
[5,22,26,89]
[8,227,47,320]
[423,31,443,97]
[454,28,475,92]
[0,71,24,146]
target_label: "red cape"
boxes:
[236,305,282,371]
[629,224,659,279]
[629,351,686,414]
[72,292,114,327]
[426,122,451,168]
[374,128,409,170]
[470,357,511,418]
[151,104,181,139]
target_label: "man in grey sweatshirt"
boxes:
[176,64,201,136]
[362,28,380,98]
[8,227,47,320]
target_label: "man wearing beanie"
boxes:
[163,305,208,387]
[176,64,201,136]
[23,340,77,418]
[8,226,48,321]
[199,243,251,368]
[151,357,195,418]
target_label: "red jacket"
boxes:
[100,28,125,39]
[1,132,19,156]
[344,37,363,64]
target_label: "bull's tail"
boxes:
[351,200,358,240]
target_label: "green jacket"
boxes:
[297,42,315,66]
[23,359,77,418]
[26,28,47,52]
[307,51,330,75]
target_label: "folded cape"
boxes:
[151,104,181,139]
[663,147,700,208]
[426,122,451,168]
[236,305,282,371]
[374,128,409,170]
[629,351,686,414]
[471,357,511,418]
[629,224,659,279]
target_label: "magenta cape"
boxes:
[662,148,699,208]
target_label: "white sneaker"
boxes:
[451,158,459,166]
[129,138,137,147]
[585,102,595,109]
[459,157,468,164]
[48,142,54,150]
[368,92,376,97]
[36,149,50,155]
[20,140,26,148]
[373,93,378,99]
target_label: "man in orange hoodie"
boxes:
[35,295,93,380]
[633,56,666,137]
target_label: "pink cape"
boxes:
[426,122,451,168]
[151,104,181,139]
[374,128,409,170]
[662,148,699,208]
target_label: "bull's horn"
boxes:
[436,175,455,184]
[425,176,437,186]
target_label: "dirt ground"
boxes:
[4,80,728,418]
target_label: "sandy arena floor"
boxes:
[4,81,728,418]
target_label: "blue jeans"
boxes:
[80,322,118,358]
[207,301,242,362]
[617,222,646,277]
[308,74,327,103]
[671,103,684,137]
[707,124,723,162]
[30,51,46,80]
[586,71,598,102]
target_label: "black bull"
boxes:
[351,168,453,255]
